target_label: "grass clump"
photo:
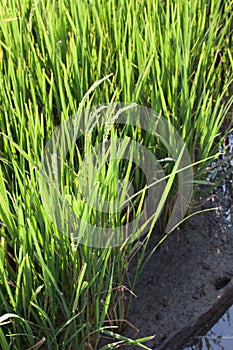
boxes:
[0,0,233,349]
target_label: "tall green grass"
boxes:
[0,0,233,349]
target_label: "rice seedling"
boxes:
[0,0,232,349]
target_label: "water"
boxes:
[184,306,233,350]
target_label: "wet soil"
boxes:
[99,193,233,349]
[123,194,233,349]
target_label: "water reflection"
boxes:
[215,134,233,227]
[185,306,233,350]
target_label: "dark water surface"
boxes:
[184,306,233,350]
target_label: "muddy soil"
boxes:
[99,192,233,349]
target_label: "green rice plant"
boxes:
[1,78,182,348]
[0,0,233,349]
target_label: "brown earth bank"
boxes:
[99,192,233,349]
